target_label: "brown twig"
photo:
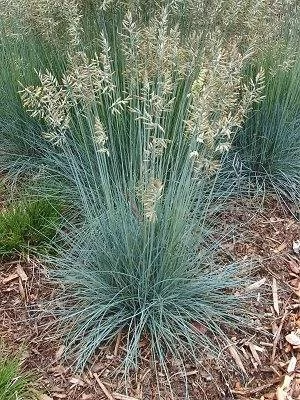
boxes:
[94,373,115,400]
[114,329,122,357]
[113,393,140,400]
[231,376,282,395]
[272,309,288,362]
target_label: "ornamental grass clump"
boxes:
[0,16,66,180]
[230,48,300,205]
[15,4,267,384]
[48,187,254,375]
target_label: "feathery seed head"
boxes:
[137,178,164,222]
[93,117,109,155]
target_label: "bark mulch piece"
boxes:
[218,197,300,400]
[0,197,299,399]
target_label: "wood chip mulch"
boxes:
[0,197,299,400]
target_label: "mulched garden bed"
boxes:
[0,197,299,400]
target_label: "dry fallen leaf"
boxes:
[228,344,246,374]
[287,357,297,373]
[285,331,300,347]
[18,279,26,300]
[293,240,300,254]
[48,365,67,374]
[274,242,287,253]
[264,391,276,399]
[52,394,67,399]
[290,278,300,287]
[113,394,140,400]
[39,395,53,400]
[292,377,300,398]
[55,345,65,361]
[252,344,265,353]
[51,386,64,393]
[276,356,297,400]
[288,259,300,274]
[16,264,28,281]
[191,321,208,334]
[2,273,19,284]
[248,342,262,365]
[94,374,115,400]
[245,278,266,292]
[69,377,85,387]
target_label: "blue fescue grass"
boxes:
[230,50,300,206]
[35,18,257,377]
[0,18,67,181]
[46,152,255,376]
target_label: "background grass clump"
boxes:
[230,52,300,205]
[0,347,36,400]
[0,17,66,180]
[0,198,61,259]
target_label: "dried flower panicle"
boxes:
[187,44,248,142]
[148,137,170,157]
[189,151,220,176]
[0,0,83,48]
[165,0,299,59]
[63,0,82,49]
[64,48,115,104]
[20,70,70,146]
[137,178,164,222]
[42,130,67,147]
[142,137,171,165]
[121,10,198,83]
[20,47,116,146]
[14,0,293,180]
[186,43,265,172]
[93,117,109,155]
